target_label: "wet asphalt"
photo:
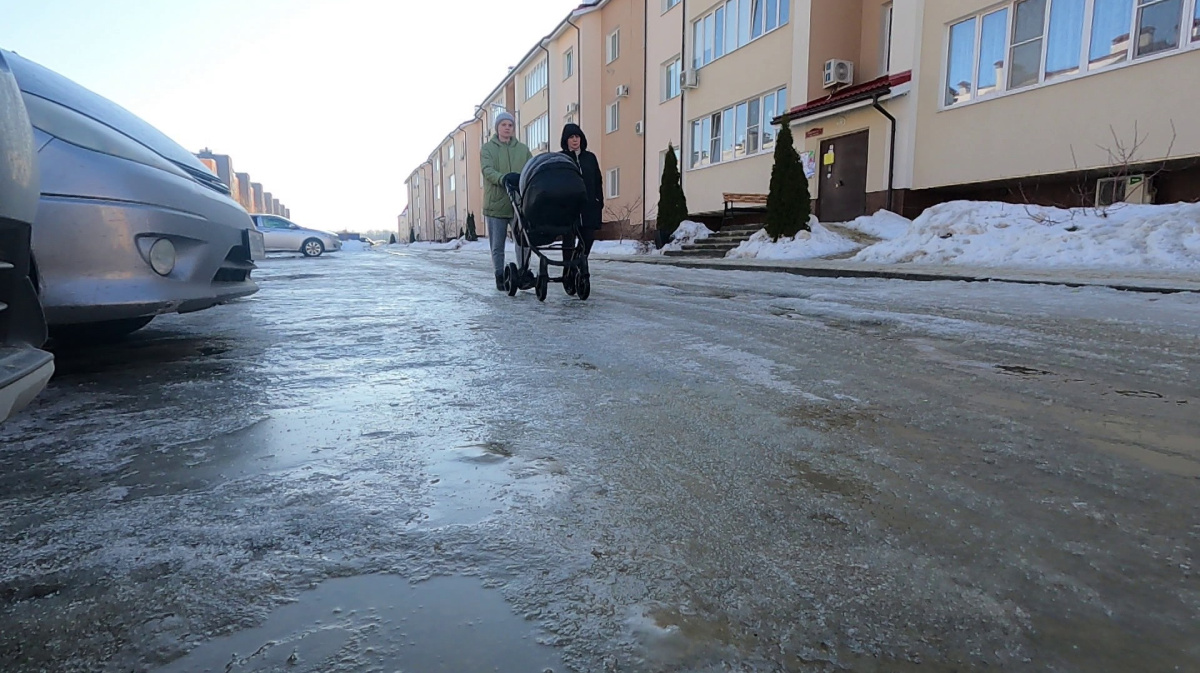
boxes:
[1,247,1198,672]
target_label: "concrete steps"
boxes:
[662,224,762,258]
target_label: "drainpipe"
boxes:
[871,93,897,213]
[567,16,582,127]
[642,0,648,235]
[679,0,688,192]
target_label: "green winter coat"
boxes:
[480,135,532,219]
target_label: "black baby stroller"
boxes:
[502,152,592,301]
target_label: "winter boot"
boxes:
[495,273,505,291]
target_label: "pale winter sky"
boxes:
[0,0,582,231]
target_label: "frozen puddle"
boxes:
[155,574,563,672]
[421,443,563,528]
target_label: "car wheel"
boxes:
[302,238,325,257]
[49,316,154,344]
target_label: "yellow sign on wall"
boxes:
[823,149,835,166]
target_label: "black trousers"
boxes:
[562,229,596,263]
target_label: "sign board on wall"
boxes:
[805,128,823,139]
[801,151,817,179]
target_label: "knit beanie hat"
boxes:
[494,111,516,132]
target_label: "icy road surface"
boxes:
[2,248,1198,672]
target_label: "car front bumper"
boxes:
[34,139,261,325]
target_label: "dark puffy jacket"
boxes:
[559,123,603,230]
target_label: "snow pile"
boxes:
[726,217,859,260]
[852,201,1200,271]
[658,220,714,253]
[339,239,371,252]
[840,210,911,241]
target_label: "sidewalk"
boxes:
[591,254,1200,294]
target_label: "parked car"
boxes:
[249,214,342,257]
[3,49,266,340]
[0,50,53,422]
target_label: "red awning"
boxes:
[776,70,912,124]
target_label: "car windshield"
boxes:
[4,49,211,174]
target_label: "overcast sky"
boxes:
[1,0,581,230]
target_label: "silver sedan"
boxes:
[250,214,342,257]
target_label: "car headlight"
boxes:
[22,92,189,179]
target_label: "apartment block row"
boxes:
[195,149,291,219]
[402,0,1200,242]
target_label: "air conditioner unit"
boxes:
[823,59,854,88]
[1095,174,1154,207]
[565,101,579,114]
[681,69,699,89]
[616,84,630,98]
[634,120,644,136]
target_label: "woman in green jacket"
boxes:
[480,111,533,290]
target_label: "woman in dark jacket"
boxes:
[559,123,603,269]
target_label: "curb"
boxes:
[592,256,1200,295]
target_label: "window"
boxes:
[525,114,549,151]
[692,0,789,68]
[524,60,548,100]
[448,143,454,161]
[607,101,620,133]
[564,48,574,79]
[663,57,682,101]
[1136,0,1185,56]
[449,174,456,192]
[945,0,1197,107]
[688,86,787,169]
[435,185,441,200]
[664,0,681,10]
[607,29,620,63]
[607,168,620,198]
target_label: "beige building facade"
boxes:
[681,0,795,215]
[909,0,1200,209]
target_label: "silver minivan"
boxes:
[6,49,264,339]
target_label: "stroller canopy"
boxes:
[519,153,588,244]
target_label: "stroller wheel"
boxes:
[505,263,519,296]
[577,277,591,301]
[535,273,548,302]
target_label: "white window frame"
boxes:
[663,57,682,101]
[941,0,1200,110]
[524,59,548,101]
[607,167,620,198]
[564,48,574,79]
[691,0,790,70]
[687,85,787,170]
[524,114,549,152]
[607,101,620,133]
[607,29,621,64]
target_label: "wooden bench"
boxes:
[722,193,769,228]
